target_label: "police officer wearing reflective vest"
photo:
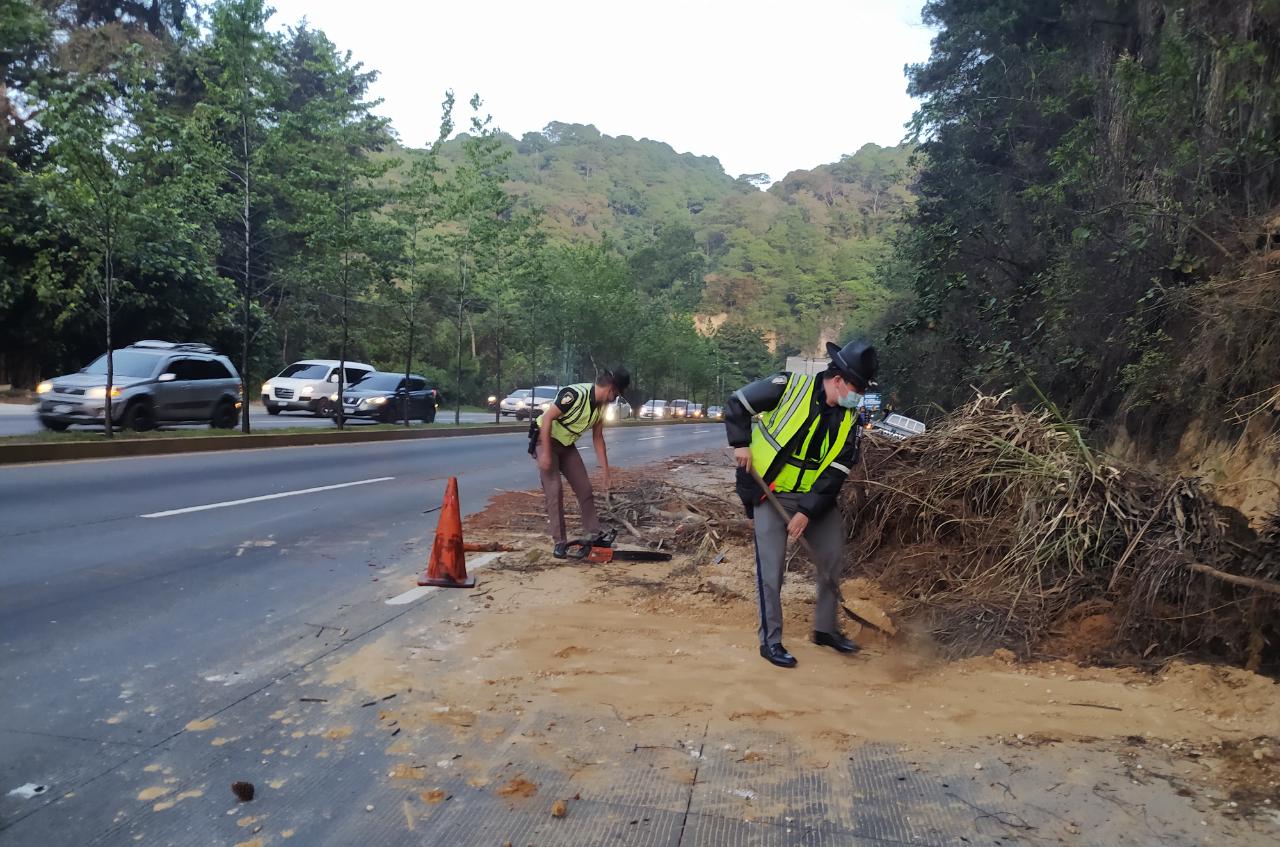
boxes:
[532,369,631,558]
[724,340,877,668]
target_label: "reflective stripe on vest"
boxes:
[757,373,810,452]
[549,383,600,446]
[748,373,855,493]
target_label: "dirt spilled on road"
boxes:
[329,556,1280,750]
[319,457,1280,830]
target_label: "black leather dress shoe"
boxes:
[812,630,861,654]
[759,643,797,668]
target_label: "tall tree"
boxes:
[443,95,515,425]
[38,44,216,434]
[281,25,393,429]
[385,93,453,425]
[195,0,283,431]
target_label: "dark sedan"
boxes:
[334,372,438,424]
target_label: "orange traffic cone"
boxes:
[417,477,475,588]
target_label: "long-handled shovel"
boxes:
[747,466,895,636]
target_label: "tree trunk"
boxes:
[454,255,465,426]
[240,123,252,433]
[103,246,114,439]
[403,303,414,427]
[337,191,353,432]
[494,334,502,425]
[336,279,347,431]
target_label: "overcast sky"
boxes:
[266,0,935,183]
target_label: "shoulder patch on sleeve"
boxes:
[561,391,575,405]
[771,376,787,385]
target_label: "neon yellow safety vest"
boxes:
[548,383,602,446]
[743,373,855,493]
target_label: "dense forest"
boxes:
[0,0,911,423]
[881,0,1280,462]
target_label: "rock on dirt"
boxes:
[551,799,568,818]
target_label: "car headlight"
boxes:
[86,386,121,399]
[299,390,312,399]
[367,396,387,406]
[488,395,496,403]
[37,381,53,394]
[515,400,526,408]
[605,407,616,420]
[261,382,271,394]
[329,393,338,402]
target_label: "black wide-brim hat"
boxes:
[825,341,878,391]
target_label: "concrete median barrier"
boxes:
[0,418,710,465]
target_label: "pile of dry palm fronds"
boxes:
[843,392,1280,668]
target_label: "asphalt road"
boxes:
[0,424,726,844]
[0,403,499,437]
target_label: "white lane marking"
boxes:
[140,477,394,518]
[692,429,712,433]
[386,552,502,605]
[636,435,665,441]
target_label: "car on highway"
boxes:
[689,403,705,419]
[706,405,724,420]
[669,398,693,418]
[638,399,668,419]
[873,413,926,440]
[530,385,559,417]
[603,397,632,423]
[261,359,374,417]
[37,340,242,432]
[334,372,438,424]
[500,388,534,419]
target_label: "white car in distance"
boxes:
[261,359,374,416]
[500,388,534,419]
[638,399,668,419]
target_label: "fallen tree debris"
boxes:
[844,392,1280,668]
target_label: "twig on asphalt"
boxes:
[946,793,1035,830]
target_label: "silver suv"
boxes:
[37,340,242,432]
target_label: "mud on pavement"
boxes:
[68,456,1276,845]
[254,456,1277,846]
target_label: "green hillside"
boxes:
[421,127,915,356]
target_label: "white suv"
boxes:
[261,360,374,416]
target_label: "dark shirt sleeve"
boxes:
[723,372,790,448]
[796,419,860,519]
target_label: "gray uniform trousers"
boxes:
[537,439,602,545]
[752,491,843,647]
